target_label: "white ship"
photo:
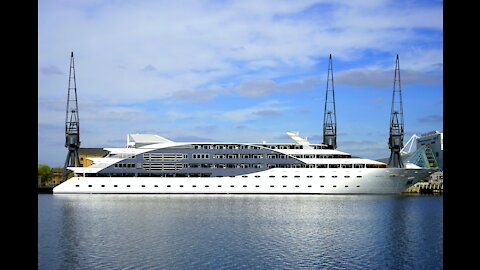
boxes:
[53,132,434,194]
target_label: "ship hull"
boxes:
[53,168,432,194]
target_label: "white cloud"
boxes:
[39,0,443,103]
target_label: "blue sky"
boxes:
[38,0,443,167]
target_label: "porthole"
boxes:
[230,185,234,187]
[88,185,92,187]
[344,176,350,178]
[192,185,196,187]
[75,185,80,187]
[269,176,275,178]
[332,176,337,178]
[243,185,247,188]
[307,176,312,178]
[154,185,158,187]
[294,176,300,178]
[308,185,312,188]
[179,185,183,187]
[255,176,260,178]
[142,185,146,187]
[295,185,299,188]
[126,185,130,187]
[283,185,287,188]
[205,185,209,188]
[282,176,287,178]
[320,185,324,188]
[167,185,171,187]
[114,185,118,187]
[333,185,336,187]
[356,176,362,178]
[345,185,348,187]
[255,185,259,187]
[320,176,325,178]
[270,185,274,188]
[242,176,248,178]
[356,185,360,187]
[218,185,222,187]
[101,185,105,187]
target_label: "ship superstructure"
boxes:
[53,133,433,194]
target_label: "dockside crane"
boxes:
[323,54,337,149]
[63,52,81,180]
[388,54,404,168]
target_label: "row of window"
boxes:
[143,153,187,162]
[75,184,361,188]
[114,162,385,170]
[144,153,352,160]
[88,173,363,178]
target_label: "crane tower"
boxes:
[388,54,404,168]
[323,54,337,149]
[63,52,81,180]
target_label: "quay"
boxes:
[403,181,443,194]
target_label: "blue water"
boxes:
[38,194,443,269]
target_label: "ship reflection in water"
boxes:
[38,194,442,269]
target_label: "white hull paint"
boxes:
[53,168,430,194]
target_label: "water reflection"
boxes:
[39,194,443,270]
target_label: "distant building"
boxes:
[416,131,443,170]
[79,148,109,167]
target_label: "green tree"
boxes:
[38,164,52,175]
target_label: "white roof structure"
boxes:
[127,134,173,148]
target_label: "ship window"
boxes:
[270,185,274,187]
[255,185,259,187]
[180,185,184,187]
[356,185,360,187]
[321,185,324,187]
[127,185,130,187]
[332,176,337,178]
[282,176,287,178]
[294,176,300,178]
[142,185,145,187]
[242,176,248,178]
[357,176,362,178]
[218,185,222,187]
[308,185,312,188]
[329,164,340,168]
[316,164,327,168]
[101,185,105,187]
[229,176,235,178]
[87,185,92,187]
[344,176,350,178]
[307,176,312,178]
[341,164,352,168]
[167,185,171,187]
[333,185,336,187]
[269,176,275,178]
[345,185,349,187]
[243,185,247,188]
[295,185,299,188]
[230,185,234,187]
[205,185,209,188]
[154,185,158,187]
[192,185,196,187]
[283,185,287,187]
[319,176,325,178]
[114,185,118,187]
[75,185,79,187]
[354,164,365,168]
[255,176,260,178]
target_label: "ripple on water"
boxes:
[39,194,443,270]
